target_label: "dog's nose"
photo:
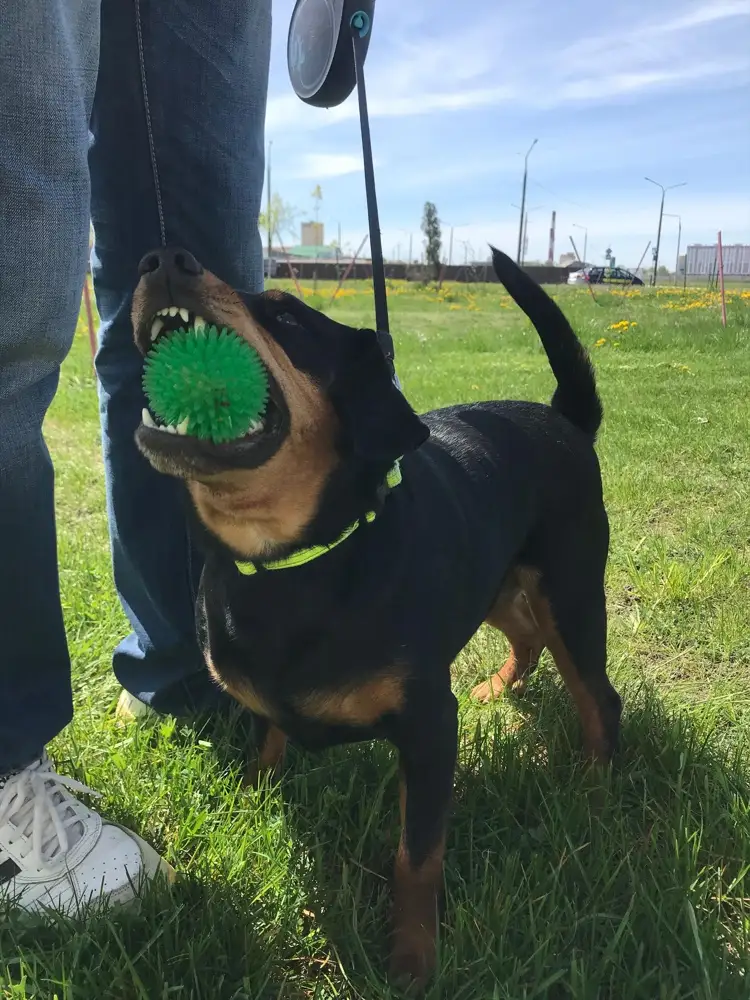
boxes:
[137,247,204,279]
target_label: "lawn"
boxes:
[2,279,749,999]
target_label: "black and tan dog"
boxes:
[132,247,621,989]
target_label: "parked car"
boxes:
[568,266,643,286]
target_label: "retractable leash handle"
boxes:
[287,1,397,381]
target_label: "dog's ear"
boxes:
[330,328,429,462]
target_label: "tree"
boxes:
[311,185,323,222]
[421,202,442,280]
[258,194,299,244]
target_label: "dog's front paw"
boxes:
[389,928,436,994]
[243,758,282,789]
[243,722,288,788]
[389,951,433,994]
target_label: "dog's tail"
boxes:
[490,246,603,437]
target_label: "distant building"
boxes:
[285,244,338,260]
[558,252,578,268]
[685,244,750,276]
[301,221,324,247]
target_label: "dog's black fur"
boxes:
[132,247,621,989]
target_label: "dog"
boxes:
[131,246,621,990]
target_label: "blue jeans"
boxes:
[0,0,271,770]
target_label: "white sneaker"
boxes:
[0,754,174,915]
[115,689,156,724]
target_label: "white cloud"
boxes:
[292,153,365,179]
[556,62,746,102]
[265,10,523,134]
[267,8,749,136]
[368,85,517,117]
[265,85,522,133]
[560,0,750,64]
[264,0,750,267]
[265,94,353,133]
[655,0,750,32]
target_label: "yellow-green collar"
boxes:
[235,460,402,576]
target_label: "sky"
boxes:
[265,0,750,267]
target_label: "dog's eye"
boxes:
[277,312,302,328]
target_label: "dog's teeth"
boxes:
[157,307,171,317]
[142,408,155,428]
[247,420,263,434]
[168,306,178,317]
[193,315,206,333]
[176,417,189,436]
[179,308,189,323]
[150,318,164,341]
[153,423,170,433]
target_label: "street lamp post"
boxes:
[572,223,588,265]
[664,213,682,284]
[645,177,686,286]
[397,228,414,264]
[516,139,538,264]
[441,221,468,269]
[512,203,542,266]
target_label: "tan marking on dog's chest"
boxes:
[208,649,406,728]
[295,670,406,727]
[206,652,273,718]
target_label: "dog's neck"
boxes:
[303,455,397,544]
[191,455,401,568]
[233,459,403,576]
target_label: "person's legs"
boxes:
[0,0,99,771]
[90,0,272,715]
[0,0,172,912]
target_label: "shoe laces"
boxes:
[0,755,101,872]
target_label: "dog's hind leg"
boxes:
[522,519,622,762]
[472,573,544,703]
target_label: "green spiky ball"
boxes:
[143,325,269,443]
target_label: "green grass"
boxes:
[2,281,749,999]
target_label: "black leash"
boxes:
[350,10,389,336]
[288,1,392,362]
